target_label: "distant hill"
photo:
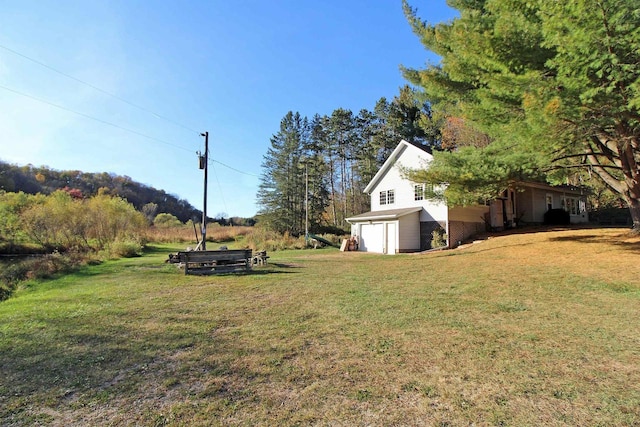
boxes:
[0,160,201,223]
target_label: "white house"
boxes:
[346,140,588,254]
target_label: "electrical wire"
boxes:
[0,83,195,153]
[0,43,202,135]
[209,158,260,177]
[210,162,230,216]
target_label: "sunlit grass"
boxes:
[1,228,639,425]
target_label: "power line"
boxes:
[0,43,201,135]
[0,84,196,153]
[0,83,258,179]
[209,158,260,177]
[210,162,230,216]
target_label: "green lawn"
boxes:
[1,228,639,426]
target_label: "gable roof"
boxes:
[346,207,423,223]
[363,140,433,194]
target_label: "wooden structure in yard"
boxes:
[177,249,252,275]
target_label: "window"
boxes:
[380,189,395,205]
[562,196,583,215]
[414,183,434,201]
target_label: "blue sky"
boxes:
[0,1,456,218]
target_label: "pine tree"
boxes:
[403,0,640,231]
[257,112,310,235]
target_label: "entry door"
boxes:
[385,223,396,254]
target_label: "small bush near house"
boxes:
[431,229,447,248]
[544,208,570,225]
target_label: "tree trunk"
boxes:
[629,200,640,233]
[588,134,640,233]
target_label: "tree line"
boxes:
[257,86,440,235]
[259,0,639,234]
[0,161,202,223]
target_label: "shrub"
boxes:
[0,252,90,301]
[0,261,30,300]
[431,229,447,249]
[544,208,570,225]
[153,213,183,228]
[109,240,143,258]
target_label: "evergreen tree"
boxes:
[257,111,310,235]
[403,0,640,231]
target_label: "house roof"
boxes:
[346,207,422,223]
[363,139,433,194]
[517,181,587,195]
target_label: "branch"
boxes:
[543,163,622,172]
[585,146,624,194]
[590,134,622,168]
[551,152,606,163]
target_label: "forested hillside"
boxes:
[0,160,200,222]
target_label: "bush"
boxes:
[431,229,447,249]
[0,261,30,300]
[153,213,183,228]
[0,252,89,301]
[109,240,143,258]
[544,208,570,225]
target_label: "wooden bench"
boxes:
[177,249,252,275]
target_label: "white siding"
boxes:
[368,142,448,222]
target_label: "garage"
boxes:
[346,207,422,254]
[359,223,384,253]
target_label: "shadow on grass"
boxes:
[440,242,534,257]
[548,233,640,253]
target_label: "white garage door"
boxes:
[359,223,384,253]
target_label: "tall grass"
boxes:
[145,224,253,244]
[146,224,345,252]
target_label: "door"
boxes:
[385,223,396,254]
[359,223,384,253]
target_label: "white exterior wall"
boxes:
[368,143,448,222]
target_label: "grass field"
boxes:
[1,227,639,426]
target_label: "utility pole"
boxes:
[305,160,309,245]
[200,131,209,251]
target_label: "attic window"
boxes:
[380,189,395,205]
